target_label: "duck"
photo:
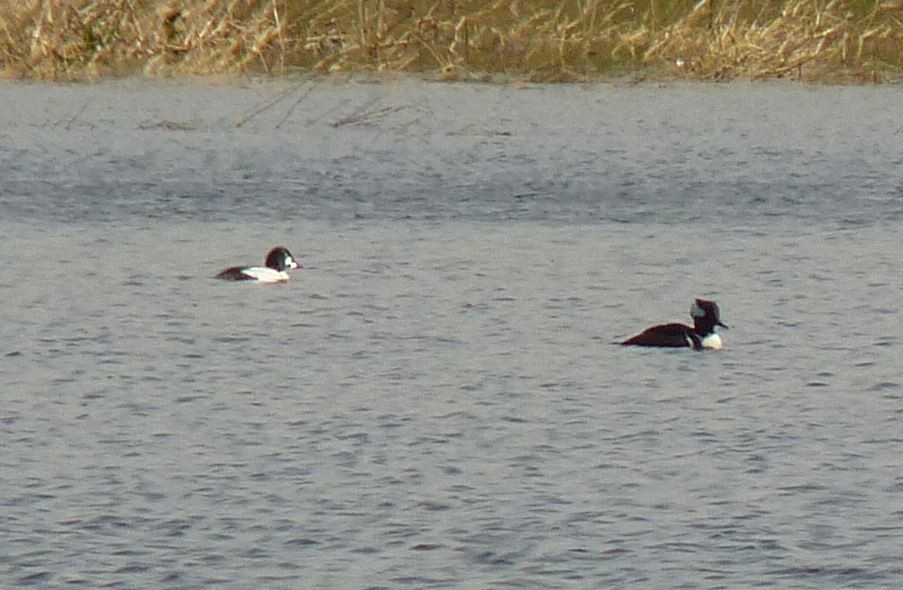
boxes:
[622,298,728,350]
[215,246,301,283]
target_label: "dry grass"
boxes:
[1,0,901,82]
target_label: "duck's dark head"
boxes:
[690,298,728,334]
[265,246,301,272]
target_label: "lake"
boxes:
[2,78,902,588]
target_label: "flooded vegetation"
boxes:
[2,0,902,82]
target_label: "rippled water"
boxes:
[2,79,903,588]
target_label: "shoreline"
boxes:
[2,0,901,85]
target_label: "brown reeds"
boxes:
[1,0,901,82]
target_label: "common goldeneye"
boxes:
[215,246,301,283]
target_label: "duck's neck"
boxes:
[693,317,718,337]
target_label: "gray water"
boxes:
[2,79,903,589]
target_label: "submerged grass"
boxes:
[1,0,901,82]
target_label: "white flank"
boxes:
[701,333,723,350]
[242,267,290,283]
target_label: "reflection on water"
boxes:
[2,80,903,589]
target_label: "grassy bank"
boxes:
[2,0,901,82]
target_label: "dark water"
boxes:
[2,79,903,588]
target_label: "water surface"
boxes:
[2,79,903,589]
